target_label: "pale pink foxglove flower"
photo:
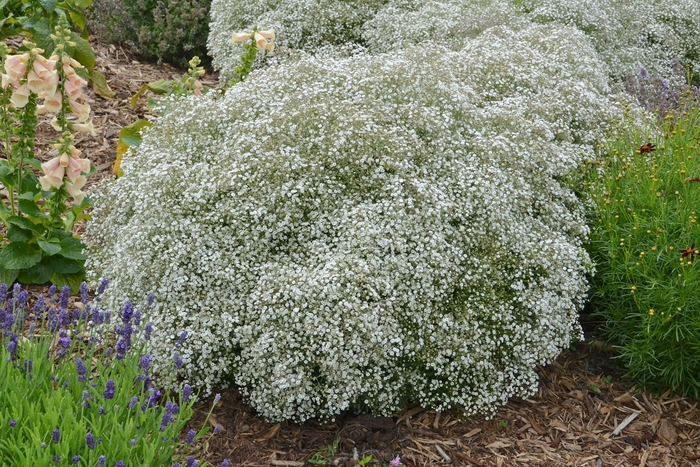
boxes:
[33,54,57,82]
[40,157,65,189]
[65,180,86,204]
[231,32,252,43]
[64,76,86,101]
[65,155,90,183]
[4,53,29,83]
[26,70,45,93]
[254,33,269,50]
[192,80,203,96]
[258,29,275,40]
[10,83,31,108]
[73,120,96,136]
[1,73,12,89]
[43,90,62,113]
[69,100,91,122]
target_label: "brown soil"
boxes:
[14,38,700,467]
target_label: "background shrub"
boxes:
[85,23,622,422]
[88,0,211,68]
[208,0,389,83]
[582,99,700,397]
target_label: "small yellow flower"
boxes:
[651,246,657,251]
[631,286,636,292]
[649,309,655,316]
[669,246,674,251]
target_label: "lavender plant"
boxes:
[85,23,623,422]
[208,0,388,83]
[0,281,229,466]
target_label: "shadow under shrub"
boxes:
[583,97,700,398]
[88,0,211,68]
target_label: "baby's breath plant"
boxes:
[583,96,700,397]
[0,281,228,466]
[514,0,700,82]
[85,23,622,422]
[208,0,388,83]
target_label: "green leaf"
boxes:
[17,262,53,285]
[51,270,85,293]
[68,0,92,10]
[6,216,46,235]
[0,162,15,187]
[7,225,33,242]
[38,239,61,255]
[46,255,83,274]
[88,69,115,99]
[20,174,40,197]
[115,119,151,175]
[0,242,42,269]
[37,0,56,13]
[31,18,52,52]
[0,0,10,10]
[67,11,86,31]
[0,264,19,286]
[130,79,173,109]
[18,198,47,218]
[57,236,87,260]
[69,33,95,71]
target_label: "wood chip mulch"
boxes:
[12,36,700,467]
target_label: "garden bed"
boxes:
[20,37,700,467]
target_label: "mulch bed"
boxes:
[11,37,700,467]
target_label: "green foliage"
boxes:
[0,282,220,466]
[583,98,700,398]
[88,0,211,68]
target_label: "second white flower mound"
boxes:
[86,24,621,422]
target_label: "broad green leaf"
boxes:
[6,215,46,234]
[57,236,87,260]
[89,69,115,99]
[47,255,83,274]
[17,262,53,285]
[7,225,33,242]
[0,242,42,269]
[38,239,61,255]
[18,198,48,218]
[0,264,19,286]
[115,119,151,175]
[67,11,86,31]
[21,174,41,196]
[21,158,42,170]
[37,0,56,13]
[51,270,85,293]
[69,33,95,71]
[31,18,52,52]
[0,162,15,187]
[67,0,92,10]
[130,79,174,109]
[0,0,9,10]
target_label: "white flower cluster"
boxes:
[362,0,528,53]
[85,23,621,422]
[208,0,388,83]
[517,0,700,80]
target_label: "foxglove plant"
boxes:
[0,16,97,288]
[86,23,624,422]
[0,281,229,466]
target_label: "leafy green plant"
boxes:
[0,281,229,466]
[88,0,211,68]
[1,21,98,289]
[1,0,114,98]
[583,95,700,397]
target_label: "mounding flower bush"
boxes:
[86,23,623,422]
[362,0,527,53]
[207,0,388,83]
[515,0,700,81]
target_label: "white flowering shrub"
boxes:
[516,0,700,80]
[362,0,527,53]
[85,23,621,422]
[208,0,388,83]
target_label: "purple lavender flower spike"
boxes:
[0,284,7,300]
[144,322,153,340]
[221,460,230,467]
[121,302,134,324]
[12,283,20,298]
[52,428,60,444]
[76,358,87,382]
[147,292,155,308]
[115,461,125,467]
[174,352,183,369]
[98,456,106,467]
[9,420,16,427]
[86,432,96,449]
[33,295,46,318]
[213,393,221,405]
[128,396,139,409]
[79,282,89,304]
[104,380,116,400]
[72,455,80,464]
[175,331,187,348]
[139,355,153,372]
[182,384,192,403]
[133,310,142,326]
[115,339,128,359]
[96,278,109,295]
[185,429,196,444]
[214,425,221,434]
[59,286,70,309]
[98,405,106,415]
[18,290,28,308]
[48,285,57,302]
[185,457,197,467]
[7,334,18,360]
[82,390,91,408]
